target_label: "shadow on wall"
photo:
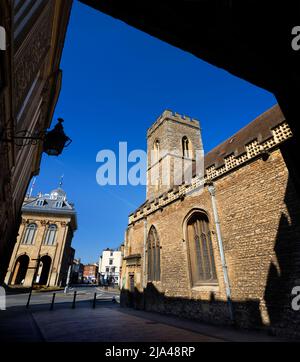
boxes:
[264,176,300,337]
[121,175,300,340]
[121,284,264,330]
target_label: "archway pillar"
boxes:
[23,261,36,287]
[4,220,27,285]
[4,269,13,285]
[49,271,57,287]
[9,261,20,285]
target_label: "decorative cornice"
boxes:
[13,2,53,115]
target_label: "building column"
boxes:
[23,260,36,287]
[9,261,20,285]
[4,220,27,285]
[52,222,69,287]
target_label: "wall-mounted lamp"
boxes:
[1,118,72,156]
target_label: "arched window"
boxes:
[186,212,217,285]
[153,139,160,163]
[182,136,191,158]
[22,223,37,245]
[44,224,57,246]
[147,226,161,282]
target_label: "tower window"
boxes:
[182,136,191,158]
[153,139,160,163]
[186,212,217,286]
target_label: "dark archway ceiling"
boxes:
[78,1,300,92]
[78,0,300,169]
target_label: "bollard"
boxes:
[26,288,33,309]
[72,290,77,309]
[93,292,97,309]
[50,293,56,311]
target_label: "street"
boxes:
[0,286,286,342]
[5,285,119,308]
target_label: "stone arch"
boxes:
[153,138,160,163]
[182,207,212,231]
[182,136,193,158]
[183,209,217,287]
[11,254,30,285]
[147,225,161,282]
[37,255,52,285]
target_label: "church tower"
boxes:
[146,110,203,200]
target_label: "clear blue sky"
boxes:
[34,1,276,264]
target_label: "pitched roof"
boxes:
[22,188,77,229]
[205,104,285,169]
[23,197,74,213]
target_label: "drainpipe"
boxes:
[143,218,147,289]
[208,183,234,323]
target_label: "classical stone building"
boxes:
[5,187,77,288]
[0,0,73,283]
[121,105,300,339]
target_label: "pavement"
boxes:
[0,286,287,342]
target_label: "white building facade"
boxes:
[99,249,122,286]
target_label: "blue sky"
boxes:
[34,1,276,264]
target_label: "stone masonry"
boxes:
[121,104,300,339]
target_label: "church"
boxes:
[120,104,300,339]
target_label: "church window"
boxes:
[182,136,191,158]
[147,226,161,282]
[153,139,160,163]
[186,212,217,285]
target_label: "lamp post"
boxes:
[0,118,72,156]
[64,264,72,294]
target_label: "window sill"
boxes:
[191,285,219,293]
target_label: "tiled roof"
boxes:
[205,104,285,169]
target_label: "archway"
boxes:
[11,255,30,285]
[38,255,52,286]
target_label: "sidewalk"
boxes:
[0,302,287,342]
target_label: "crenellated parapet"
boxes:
[147,110,200,138]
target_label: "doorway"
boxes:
[38,255,52,286]
[11,255,30,285]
